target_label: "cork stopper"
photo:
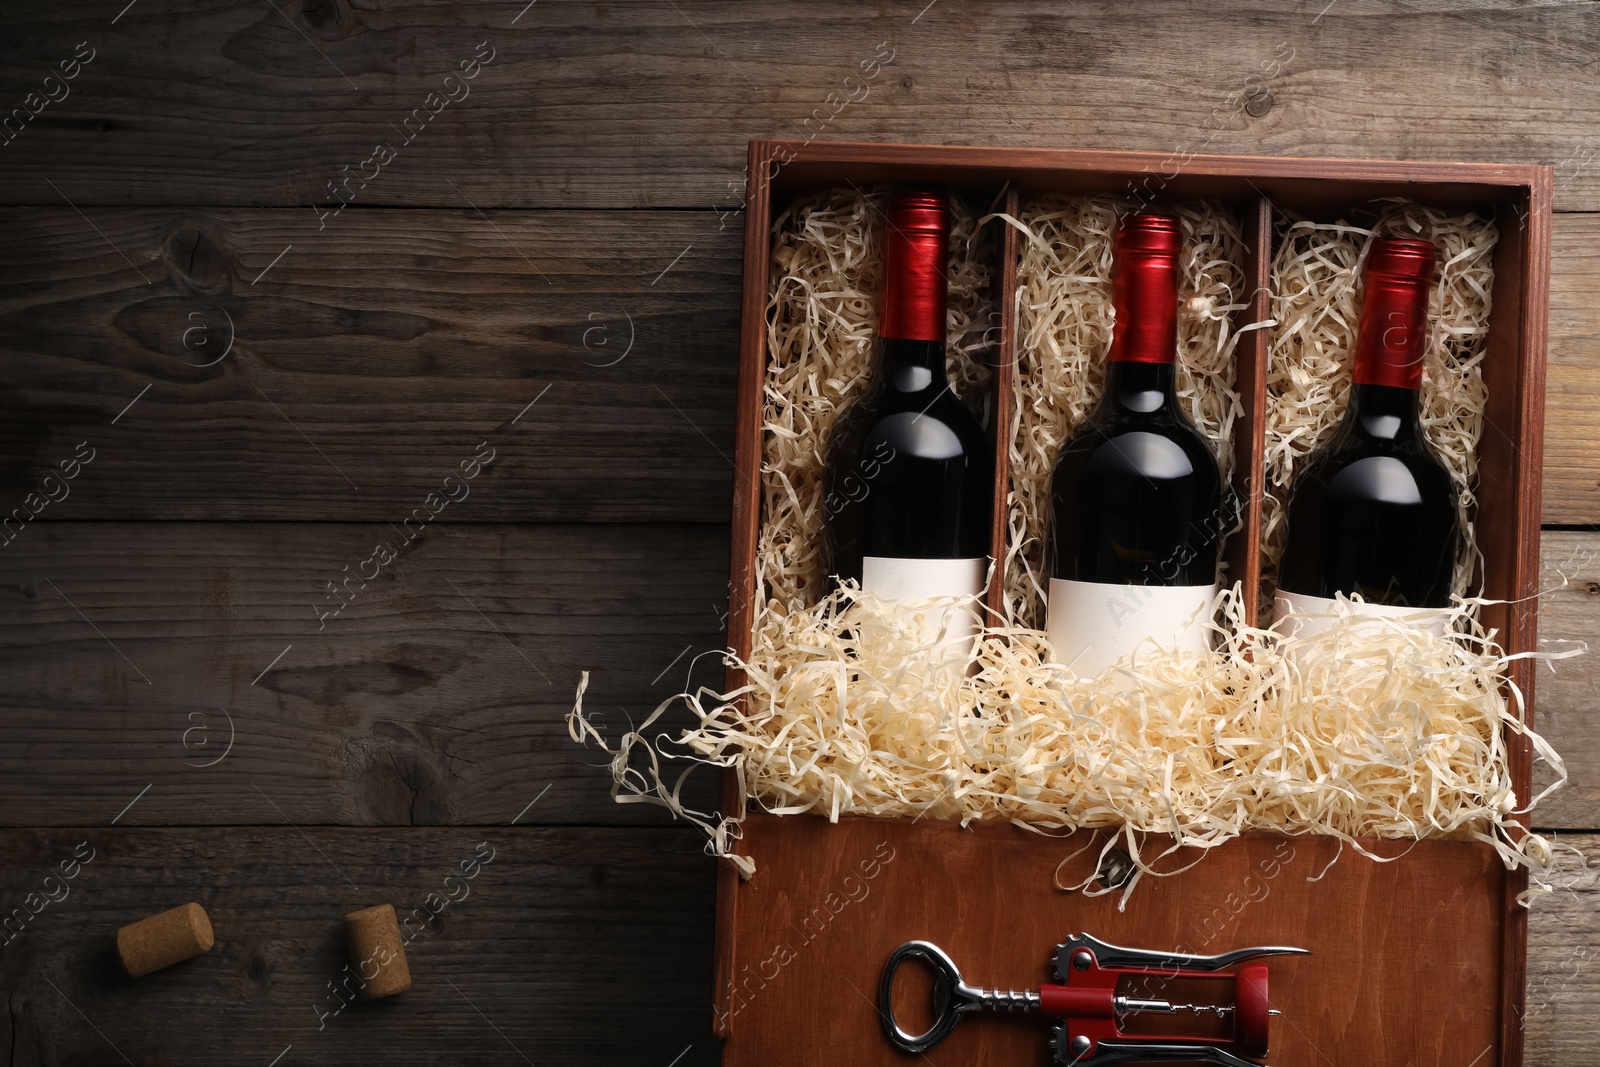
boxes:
[116,902,215,977]
[344,903,412,999]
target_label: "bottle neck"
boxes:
[1351,256,1430,390]
[1346,381,1422,443]
[1107,241,1179,365]
[880,195,948,343]
[880,337,949,393]
[1104,357,1177,413]
[878,192,949,394]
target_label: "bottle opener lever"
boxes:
[878,932,1309,1066]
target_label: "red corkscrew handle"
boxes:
[1234,962,1272,1058]
[1039,983,1116,1018]
[1042,960,1275,1059]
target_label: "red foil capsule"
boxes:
[1352,237,1436,390]
[1108,213,1182,364]
[879,191,948,343]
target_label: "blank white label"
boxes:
[861,556,986,658]
[1274,590,1450,642]
[862,556,986,602]
[1046,579,1218,679]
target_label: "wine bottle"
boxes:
[1276,236,1458,632]
[825,190,992,644]
[1046,213,1224,677]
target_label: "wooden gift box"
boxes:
[719,141,1551,1067]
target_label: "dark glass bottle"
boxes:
[1049,215,1223,586]
[1046,214,1223,675]
[825,190,992,598]
[1277,237,1459,609]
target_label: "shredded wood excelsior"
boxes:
[567,190,1573,902]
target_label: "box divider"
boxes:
[986,185,1021,624]
[1230,194,1274,627]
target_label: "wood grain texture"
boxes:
[3,2,1600,210]
[0,207,738,522]
[7,204,1600,522]
[0,826,1591,1067]
[0,827,718,1067]
[717,814,1599,1067]
[1526,837,1600,1067]
[724,138,1550,1067]
[0,5,1597,1065]
[985,184,1019,620]
[1227,193,1272,627]
[0,522,729,827]
[1449,169,1548,1067]
[0,826,1594,1067]
[714,138,773,1043]
[1546,212,1600,524]
[1529,530,1600,834]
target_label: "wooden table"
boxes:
[0,3,1595,1064]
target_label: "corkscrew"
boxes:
[877,933,1308,1066]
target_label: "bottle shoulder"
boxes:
[1055,406,1220,482]
[1293,425,1455,494]
[858,389,988,452]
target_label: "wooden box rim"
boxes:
[759,136,1547,185]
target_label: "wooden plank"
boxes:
[770,139,1544,207]
[1481,169,1548,1067]
[1229,192,1273,627]
[0,522,729,828]
[1547,212,1600,524]
[1526,832,1600,1067]
[4,3,1600,210]
[0,826,718,1066]
[0,202,1593,524]
[716,816,1600,1067]
[713,138,774,1043]
[1530,530,1600,833]
[0,208,739,522]
[5,204,1600,522]
[0,525,1594,833]
[0,825,1592,1066]
[984,184,1019,621]
[724,818,1501,1066]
